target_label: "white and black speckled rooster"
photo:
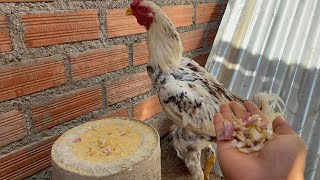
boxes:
[126,1,284,179]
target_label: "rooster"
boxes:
[126,1,284,179]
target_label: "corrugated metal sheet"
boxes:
[206,0,320,179]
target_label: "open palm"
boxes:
[214,101,306,180]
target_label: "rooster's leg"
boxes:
[203,146,216,180]
[171,126,205,180]
[183,150,204,180]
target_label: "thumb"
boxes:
[272,116,296,135]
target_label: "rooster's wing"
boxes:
[158,80,218,137]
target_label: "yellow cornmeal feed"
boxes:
[72,125,141,162]
[52,118,161,179]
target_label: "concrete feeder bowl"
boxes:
[51,118,161,180]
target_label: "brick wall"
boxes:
[0,0,227,179]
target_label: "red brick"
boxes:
[193,53,209,67]
[181,29,206,52]
[0,0,53,2]
[162,5,193,27]
[106,8,146,38]
[196,4,226,24]
[99,108,129,119]
[133,41,148,65]
[70,45,129,80]
[0,110,27,147]
[133,96,163,121]
[22,10,100,48]
[0,15,12,52]
[107,5,193,38]
[107,72,152,105]
[0,136,58,180]
[0,56,66,102]
[32,87,102,132]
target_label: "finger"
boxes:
[244,101,267,120]
[220,103,233,121]
[214,113,225,141]
[230,101,247,119]
[272,116,296,135]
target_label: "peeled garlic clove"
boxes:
[248,115,260,122]
[240,126,248,131]
[245,139,254,147]
[260,137,266,144]
[232,139,238,147]
[256,120,263,127]
[236,133,246,142]
[235,141,246,149]
[250,143,264,152]
[237,131,245,137]
[234,124,241,130]
[246,119,258,126]
[256,126,263,133]
[239,148,250,153]
[249,127,263,141]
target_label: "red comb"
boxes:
[130,0,143,8]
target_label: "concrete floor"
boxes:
[161,136,223,180]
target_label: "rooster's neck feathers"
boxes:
[146,7,183,72]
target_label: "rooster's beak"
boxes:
[126,7,134,15]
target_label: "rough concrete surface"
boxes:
[27,135,223,180]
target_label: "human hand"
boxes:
[214,101,307,180]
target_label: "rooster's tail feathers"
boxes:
[252,92,286,123]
